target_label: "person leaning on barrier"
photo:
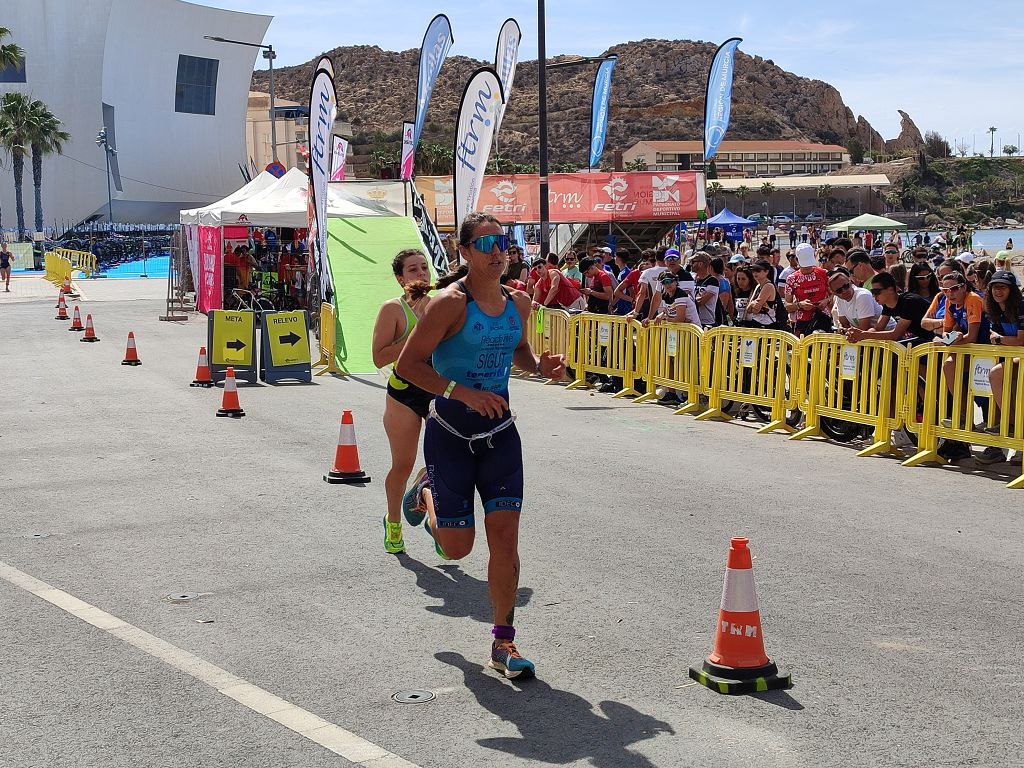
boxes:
[611,250,637,315]
[645,271,700,327]
[845,272,932,346]
[933,271,990,462]
[985,271,1024,464]
[688,251,721,328]
[612,250,648,316]
[532,253,586,312]
[580,257,613,313]
[829,268,884,332]
[784,243,831,336]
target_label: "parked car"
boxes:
[772,214,794,224]
[803,211,825,223]
[748,213,770,224]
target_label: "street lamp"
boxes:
[204,35,278,162]
[95,126,116,233]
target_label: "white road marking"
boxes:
[0,560,420,767]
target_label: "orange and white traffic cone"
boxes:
[55,292,65,309]
[324,410,371,484]
[61,276,72,294]
[215,367,245,418]
[190,346,214,387]
[121,331,142,366]
[689,537,792,695]
[69,305,84,332]
[80,314,100,342]
[55,294,69,320]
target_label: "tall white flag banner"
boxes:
[492,18,521,139]
[308,65,337,302]
[414,14,454,152]
[453,67,505,231]
[400,121,416,181]
[330,136,348,181]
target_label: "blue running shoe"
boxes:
[402,467,429,527]
[489,640,536,679]
[423,519,451,561]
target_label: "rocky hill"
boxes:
[253,38,916,167]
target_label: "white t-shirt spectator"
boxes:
[639,265,668,291]
[834,285,881,327]
[767,224,776,239]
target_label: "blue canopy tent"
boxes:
[706,208,756,242]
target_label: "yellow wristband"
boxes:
[443,380,457,398]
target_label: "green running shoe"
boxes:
[423,519,451,561]
[383,517,405,554]
[402,467,429,527]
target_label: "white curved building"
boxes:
[1,0,271,227]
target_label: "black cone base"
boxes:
[688,659,792,695]
[216,408,245,418]
[122,360,142,366]
[190,380,214,388]
[324,470,371,484]
[80,337,100,343]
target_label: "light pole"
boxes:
[537,0,549,259]
[95,127,116,233]
[205,35,278,162]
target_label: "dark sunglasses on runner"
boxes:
[471,234,510,253]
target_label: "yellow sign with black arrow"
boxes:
[266,311,311,367]
[211,310,255,367]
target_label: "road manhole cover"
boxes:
[165,593,200,604]
[392,690,434,704]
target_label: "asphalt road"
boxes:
[2,284,1021,768]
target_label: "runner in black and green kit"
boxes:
[397,212,565,679]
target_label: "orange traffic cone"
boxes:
[61,276,72,294]
[324,410,371,484]
[80,314,100,342]
[689,537,792,695]
[190,346,214,387]
[55,292,65,309]
[121,331,142,366]
[69,305,84,331]
[55,294,69,320]
[215,367,245,418]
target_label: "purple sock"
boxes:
[491,625,515,641]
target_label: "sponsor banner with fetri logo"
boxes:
[416,171,703,227]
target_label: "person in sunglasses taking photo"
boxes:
[397,213,565,680]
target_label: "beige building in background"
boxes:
[624,140,851,178]
[245,90,353,174]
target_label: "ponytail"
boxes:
[404,280,433,302]
[436,263,469,289]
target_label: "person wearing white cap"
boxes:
[784,243,831,335]
[955,251,975,265]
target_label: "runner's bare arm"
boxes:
[397,290,509,418]
[371,301,403,368]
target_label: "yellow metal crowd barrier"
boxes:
[565,314,644,397]
[518,308,573,383]
[695,327,800,434]
[634,322,704,414]
[44,250,72,288]
[790,334,908,457]
[902,343,1024,488]
[313,301,345,377]
[53,248,96,278]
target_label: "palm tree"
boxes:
[760,181,775,220]
[0,92,34,237]
[27,100,70,233]
[0,27,24,71]
[707,181,723,214]
[816,184,833,216]
[734,185,750,216]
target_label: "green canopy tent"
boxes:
[825,213,907,231]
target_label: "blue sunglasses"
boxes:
[470,234,510,253]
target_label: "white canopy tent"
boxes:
[178,171,278,225]
[179,168,395,228]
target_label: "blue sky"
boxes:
[203,0,1024,152]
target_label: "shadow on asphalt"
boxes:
[751,688,804,710]
[396,556,533,624]
[436,651,675,766]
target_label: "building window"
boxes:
[0,56,27,83]
[743,153,755,161]
[768,153,781,161]
[781,153,792,161]
[175,55,219,115]
[793,153,806,161]
[782,164,793,173]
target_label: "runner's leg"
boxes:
[382,397,422,525]
[423,418,476,560]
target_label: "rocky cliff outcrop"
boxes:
[254,39,913,166]
[885,110,925,153]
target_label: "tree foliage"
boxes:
[924,131,951,158]
[846,137,864,165]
